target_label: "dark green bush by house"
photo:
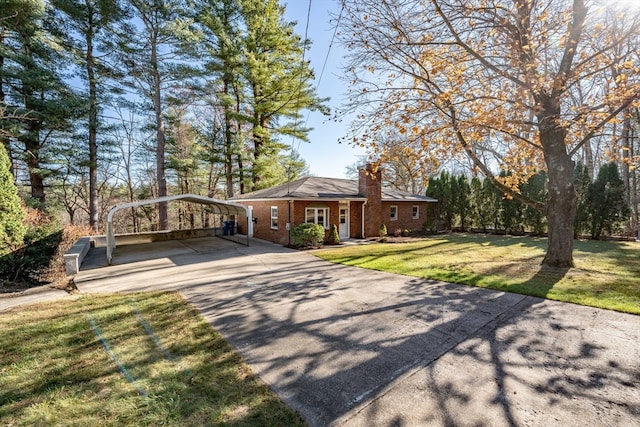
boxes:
[325,224,340,245]
[291,223,325,248]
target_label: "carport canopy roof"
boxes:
[106,193,248,223]
[106,194,249,264]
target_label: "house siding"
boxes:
[360,168,383,237]
[293,200,365,240]
[350,201,364,239]
[237,200,291,245]
[380,201,430,236]
[233,167,436,245]
[237,199,367,243]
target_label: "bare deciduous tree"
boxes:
[340,0,640,267]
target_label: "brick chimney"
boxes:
[359,164,383,238]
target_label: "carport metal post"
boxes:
[106,221,114,265]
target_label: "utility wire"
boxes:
[294,1,345,155]
[315,2,344,96]
[288,0,313,189]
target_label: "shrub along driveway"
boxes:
[75,237,640,426]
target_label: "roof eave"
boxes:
[231,196,368,203]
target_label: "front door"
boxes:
[339,207,349,239]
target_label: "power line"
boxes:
[288,0,313,178]
[294,0,344,156]
[315,2,344,95]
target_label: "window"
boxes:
[306,207,329,229]
[412,205,419,219]
[390,205,398,221]
[270,206,278,229]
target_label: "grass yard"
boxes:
[316,234,640,314]
[0,292,304,426]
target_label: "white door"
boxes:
[339,207,349,239]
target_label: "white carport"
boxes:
[106,194,249,264]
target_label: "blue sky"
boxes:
[281,0,366,179]
[280,0,640,180]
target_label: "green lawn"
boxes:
[0,292,304,426]
[315,234,640,314]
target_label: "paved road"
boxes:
[7,237,640,426]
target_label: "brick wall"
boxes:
[380,201,430,236]
[236,200,291,245]
[359,167,383,237]
[350,201,364,238]
[237,199,367,244]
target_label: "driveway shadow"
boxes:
[75,239,640,426]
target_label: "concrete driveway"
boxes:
[71,237,639,426]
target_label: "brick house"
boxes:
[231,166,437,245]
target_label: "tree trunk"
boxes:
[222,78,234,198]
[619,112,636,234]
[631,109,639,232]
[251,83,263,189]
[583,137,594,179]
[151,33,168,229]
[238,153,245,194]
[19,37,45,207]
[0,28,12,177]
[235,85,244,194]
[23,127,45,204]
[86,20,99,232]
[539,104,576,268]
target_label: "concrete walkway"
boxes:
[0,284,72,312]
[5,237,640,426]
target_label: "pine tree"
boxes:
[574,161,592,238]
[0,144,26,256]
[470,176,492,233]
[196,0,245,197]
[2,0,82,208]
[454,175,471,231]
[585,163,629,239]
[426,171,457,230]
[122,0,194,229]
[426,173,446,229]
[49,0,124,231]
[498,171,524,234]
[241,0,326,190]
[520,171,547,235]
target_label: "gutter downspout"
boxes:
[288,199,292,246]
[362,200,367,238]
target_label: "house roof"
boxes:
[230,176,437,202]
[381,187,437,202]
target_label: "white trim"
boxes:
[305,207,330,229]
[232,197,367,203]
[390,205,398,221]
[339,207,350,239]
[362,201,367,238]
[412,205,419,219]
[270,206,278,229]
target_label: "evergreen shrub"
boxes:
[325,224,340,245]
[291,223,325,248]
[0,145,26,256]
